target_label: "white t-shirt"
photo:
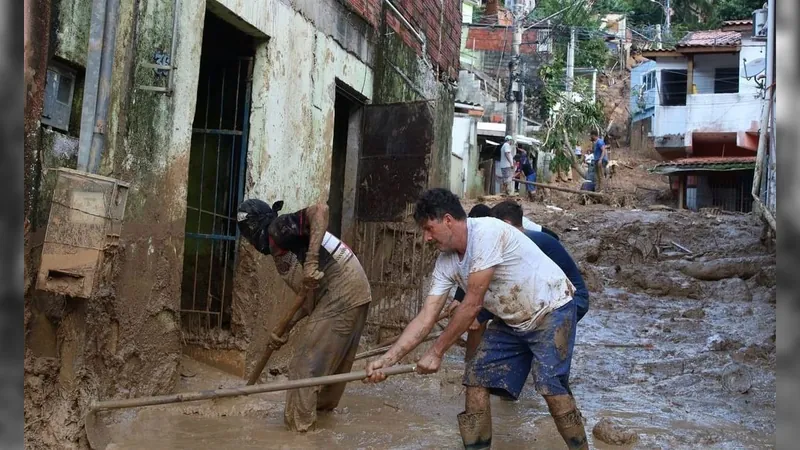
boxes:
[497,143,513,169]
[429,218,574,331]
[521,216,542,232]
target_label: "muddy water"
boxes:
[102,209,775,449]
[102,284,775,450]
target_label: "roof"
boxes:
[677,30,741,48]
[650,156,756,175]
[476,122,541,146]
[723,19,753,26]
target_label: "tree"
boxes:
[533,64,605,179]
[711,0,764,23]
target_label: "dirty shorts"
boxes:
[463,300,577,400]
[501,167,514,183]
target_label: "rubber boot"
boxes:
[457,411,492,449]
[553,409,589,450]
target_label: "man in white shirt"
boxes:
[496,135,515,195]
[364,189,588,450]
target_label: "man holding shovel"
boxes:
[237,198,371,432]
[364,188,588,450]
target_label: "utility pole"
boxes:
[655,24,662,49]
[505,4,523,141]
[565,27,575,92]
[664,0,671,34]
[518,84,525,133]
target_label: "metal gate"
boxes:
[180,56,253,332]
[355,101,438,341]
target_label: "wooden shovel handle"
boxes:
[246,289,311,385]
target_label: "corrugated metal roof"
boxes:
[723,19,753,26]
[663,157,755,165]
[677,30,741,48]
[650,156,756,174]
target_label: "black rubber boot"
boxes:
[457,411,492,449]
[553,408,589,450]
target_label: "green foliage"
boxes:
[711,0,764,23]
[532,63,605,171]
[550,150,573,174]
[603,0,760,29]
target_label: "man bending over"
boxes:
[363,189,588,450]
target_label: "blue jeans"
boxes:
[463,300,577,399]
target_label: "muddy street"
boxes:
[93,195,775,450]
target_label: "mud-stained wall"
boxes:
[372,28,454,189]
[630,117,661,160]
[191,0,377,377]
[25,0,190,447]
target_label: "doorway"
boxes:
[328,84,363,239]
[328,92,351,237]
[180,11,255,332]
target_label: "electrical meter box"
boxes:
[36,168,130,298]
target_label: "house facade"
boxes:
[634,21,767,159]
[24,0,461,446]
[630,19,768,212]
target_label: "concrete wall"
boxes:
[25,0,188,447]
[25,0,459,444]
[22,0,416,446]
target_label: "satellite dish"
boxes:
[743,58,766,78]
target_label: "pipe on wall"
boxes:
[77,0,107,172]
[87,0,121,173]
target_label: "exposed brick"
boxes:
[343,0,461,79]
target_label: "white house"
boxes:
[635,20,767,159]
[632,19,769,212]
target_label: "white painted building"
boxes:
[636,21,767,159]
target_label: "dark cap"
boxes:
[237,198,284,255]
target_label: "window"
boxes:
[641,71,656,91]
[714,67,739,94]
[661,69,688,106]
[42,63,76,132]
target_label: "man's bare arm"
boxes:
[430,267,495,358]
[302,204,329,285]
[379,293,449,366]
[304,203,329,257]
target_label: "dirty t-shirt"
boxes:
[498,143,513,169]
[429,218,574,332]
[268,209,371,322]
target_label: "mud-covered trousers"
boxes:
[284,303,369,431]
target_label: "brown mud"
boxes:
[31,152,775,449]
[97,162,774,449]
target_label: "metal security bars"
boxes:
[181,56,253,331]
[354,205,437,344]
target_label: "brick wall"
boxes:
[344,0,462,80]
[465,27,541,55]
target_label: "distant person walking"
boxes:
[497,135,515,195]
[590,130,608,191]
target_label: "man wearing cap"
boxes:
[497,135,515,195]
[237,199,371,432]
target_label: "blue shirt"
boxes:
[523,229,589,300]
[593,138,607,163]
